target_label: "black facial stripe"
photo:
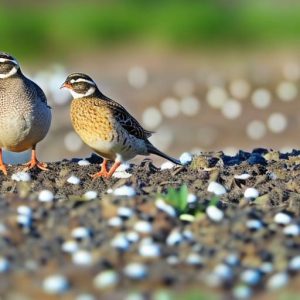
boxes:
[0,53,15,60]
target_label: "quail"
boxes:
[0,52,52,175]
[61,73,181,178]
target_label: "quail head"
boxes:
[0,52,52,175]
[61,73,181,178]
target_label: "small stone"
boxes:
[166,230,183,246]
[11,172,31,182]
[38,190,54,202]
[76,294,96,300]
[117,207,134,218]
[93,270,119,289]
[139,244,160,257]
[240,269,261,285]
[206,206,224,222]
[187,193,197,203]
[260,262,273,274]
[17,205,32,217]
[83,190,98,200]
[123,263,148,280]
[17,214,31,227]
[134,221,152,234]
[233,285,252,299]
[111,233,130,251]
[161,161,175,170]
[234,174,251,180]
[207,181,226,195]
[155,199,177,217]
[179,152,192,165]
[62,240,79,253]
[246,219,263,230]
[225,254,240,266]
[113,186,136,197]
[283,224,300,236]
[214,264,233,281]
[244,188,259,199]
[108,217,123,228]
[186,253,203,266]
[166,255,180,265]
[0,257,10,272]
[289,256,300,270]
[126,231,139,243]
[43,275,69,294]
[67,175,81,185]
[274,212,292,225]
[78,159,90,166]
[72,250,93,266]
[266,272,289,290]
[182,230,194,241]
[71,227,91,240]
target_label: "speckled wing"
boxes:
[26,78,51,109]
[97,97,153,140]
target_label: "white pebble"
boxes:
[225,254,240,266]
[62,240,78,253]
[76,294,96,300]
[167,255,180,265]
[106,188,113,194]
[17,205,32,217]
[244,188,259,199]
[179,214,195,222]
[260,262,273,274]
[113,171,132,178]
[246,219,263,230]
[276,81,298,101]
[251,88,271,109]
[139,244,160,257]
[289,256,300,270]
[187,193,197,203]
[71,227,91,240]
[166,230,183,246]
[93,270,119,289]
[160,161,175,170]
[38,190,54,202]
[0,257,10,272]
[206,206,224,222]
[214,264,233,281]
[283,224,300,236]
[155,199,176,217]
[179,152,192,165]
[221,99,242,119]
[240,269,261,285]
[11,172,31,182]
[267,272,289,290]
[233,285,252,299]
[160,97,180,118]
[111,233,130,251]
[108,217,123,228]
[77,159,90,166]
[67,175,80,185]
[123,263,148,280]
[17,214,31,227]
[274,212,292,225]
[134,221,153,234]
[43,275,69,294]
[142,107,162,130]
[206,87,227,109]
[267,113,287,133]
[118,207,134,218]
[234,174,251,180]
[113,186,136,197]
[180,96,200,116]
[83,190,98,200]
[186,253,203,266]
[126,231,139,243]
[72,250,93,266]
[207,181,226,195]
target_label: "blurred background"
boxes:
[1,0,300,164]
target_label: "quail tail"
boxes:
[146,143,181,165]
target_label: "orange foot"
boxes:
[90,160,121,180]
[23,160,48,171]
[0,163,7,176]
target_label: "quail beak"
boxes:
[60,82,72,89]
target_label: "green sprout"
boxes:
[162,184,189,214]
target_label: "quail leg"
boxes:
[23,146,48,171]
[106,161,121,178]
[0,148,7,175]
[90,159,109,179]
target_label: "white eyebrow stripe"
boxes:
[0,66,18,79]
[69,86,96,99]
[71,78,96,85]
[0,58,18,65]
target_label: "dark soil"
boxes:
[1,150,300,300]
